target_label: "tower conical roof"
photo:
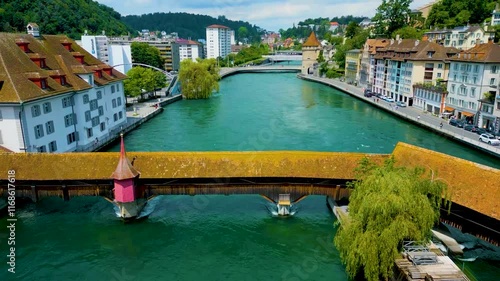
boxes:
[111,134,140,180]
[303,31,321,47]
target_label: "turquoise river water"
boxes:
[1,73,498,280]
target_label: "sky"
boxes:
[96,0,431,31]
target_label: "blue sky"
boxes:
[96,0,430,31]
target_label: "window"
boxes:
[34,124,44,139]
[40,79,47,89]
[43,102,52,114]
[112,99,117,108]
[98,106,104,116]
[83,94,89,104]
[492,65,498,74]
[460,64,465,71]
[451,84,456,94]
[113,113,118,121]
[64,114,76,127]
[118,111,123,119]
[100,122,106,132]
[0,130,3,144]
[437,64,443,69]
[91,116,100,127]
[490,78,496,86]
[117,97,122,106]
[90,99,98,111]
[111,85,115,93]
[466,64,471,72]
[116,84,120,92]
[473,77,477,84]
[48,141,57,152]
[62,97,73,108]
[37,145,47,152]
[67,132,77,144]
[470,88,476,98]
[474,65,479,72]
[0,110,2,121]
[85,110,91,122]
[86,128,93,138]
[454,64,459,71]
[437,73,442,78]
[96,91,102,100]
[31,105,41,117]
[45,121,55,134]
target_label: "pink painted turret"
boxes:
[111,134,143,219]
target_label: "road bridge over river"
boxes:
[0,142,499,244]
[219,65,301,78]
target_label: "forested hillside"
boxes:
[279,16,365,39]
[0,0,132,39]
[122,13,264,42]
[426,0,498,28]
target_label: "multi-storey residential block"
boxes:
[424,25,494,50]
[301,32,322,75]
[80,35,132,74]
[492,3,500,26]
[0,26,127,153]
[372,37,458,105]
[175,39,203,62]
[446,40,500,132]
[360,39,390,88]
[413,83,448,115]
[345,49,361,84]
[206,24,232,59]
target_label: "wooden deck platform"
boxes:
[395,255,470,281]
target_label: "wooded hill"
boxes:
[0,0,133,39]
[122,13,264,43]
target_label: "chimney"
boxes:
[27,23,40,37]
[422,35,428,41]
[102,30,105,35]
[488,37,494,44]
[396,34,400,41]
[415,40,420,46]
[476,38,481,45]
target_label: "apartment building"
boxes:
[206,24,232,59]
[372,37,458,105]
[359,39,390,88]
[446,40,500,133]
[424,25,494,50]
[80,35,132,74]
[175,39,203,62]
[345,49,361,84]
[0,25,127,153]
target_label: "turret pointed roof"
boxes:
[111,134,140,180]
[303,31,321,47]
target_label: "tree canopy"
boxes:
[279,16,365,39]
[334,157,449,281]
[131,42,165,70]
[124,67,167,99]
[178,59,220,99]
[426,0,497,29]
[122,12,264,43]
[0,0,132,39]
[373,0,412,37]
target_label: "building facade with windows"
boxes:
[175,39,203,62]
[0,28,127,153]
[206,24,232,59]
[345,49,361,84]
[446,40,500,132]
[372,37,458,105]
[424,26,495,50]
[359,39,390,88]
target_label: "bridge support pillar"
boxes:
[277,194,291,216]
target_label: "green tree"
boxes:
[335,157,449,281]
[392,26,424,39]
[238,26,248,41]
[317,50,325,63]
[345,21,361,39]
[372,0,412,37]
[179,59,220,99]
[124,67,166,99]
[131,42,165,70]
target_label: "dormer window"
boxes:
[427,51,434,58]
[29,77,48,89]
[16,40,30,52]
[61,41,72,51]
[40,79,47,89]
[73,53,85,64]
[50,74,67,86]
[94,70,103,79]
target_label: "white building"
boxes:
[230,30,236,45]
[80,35,132,74]
[492,3,500,26]
[0,28,127,153]
[446,40,500,133]
[175,39,202,62]
[206,24,232,59]
[424,25,495,50]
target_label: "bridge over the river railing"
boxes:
[1,143,499,244]
[262,54,302,62]
[219,65,301,78]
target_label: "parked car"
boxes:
[385,97,395,102]
[449,119,465,128]
[463,124,479,132]
[475,128,487,135]
[479,133,500,145]
[396,101,407,107]
[364,90,373,97]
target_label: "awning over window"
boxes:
[461,111,475,117]
[444,106,455,112]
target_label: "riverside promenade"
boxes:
[298,74,500,158]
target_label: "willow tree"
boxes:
[178,58,220,99]
[335,157,449,281]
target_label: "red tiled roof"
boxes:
[330,22,339,25]
[449,41,500,63]
[303,32,321,47]
[111,135,140,180]
[207,24,230,29]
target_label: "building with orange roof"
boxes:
[446,40,500,133]
[373,36,459,105]
[301,32,322,75]
[329,22,339,32]
[0,24,128,153]
[175,38,203,62]
[206,24,232,59]
[360,38,390,88]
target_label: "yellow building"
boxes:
[301,32,321,75]
[345,49,361,84]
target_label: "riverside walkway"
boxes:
[298,74,500,157]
